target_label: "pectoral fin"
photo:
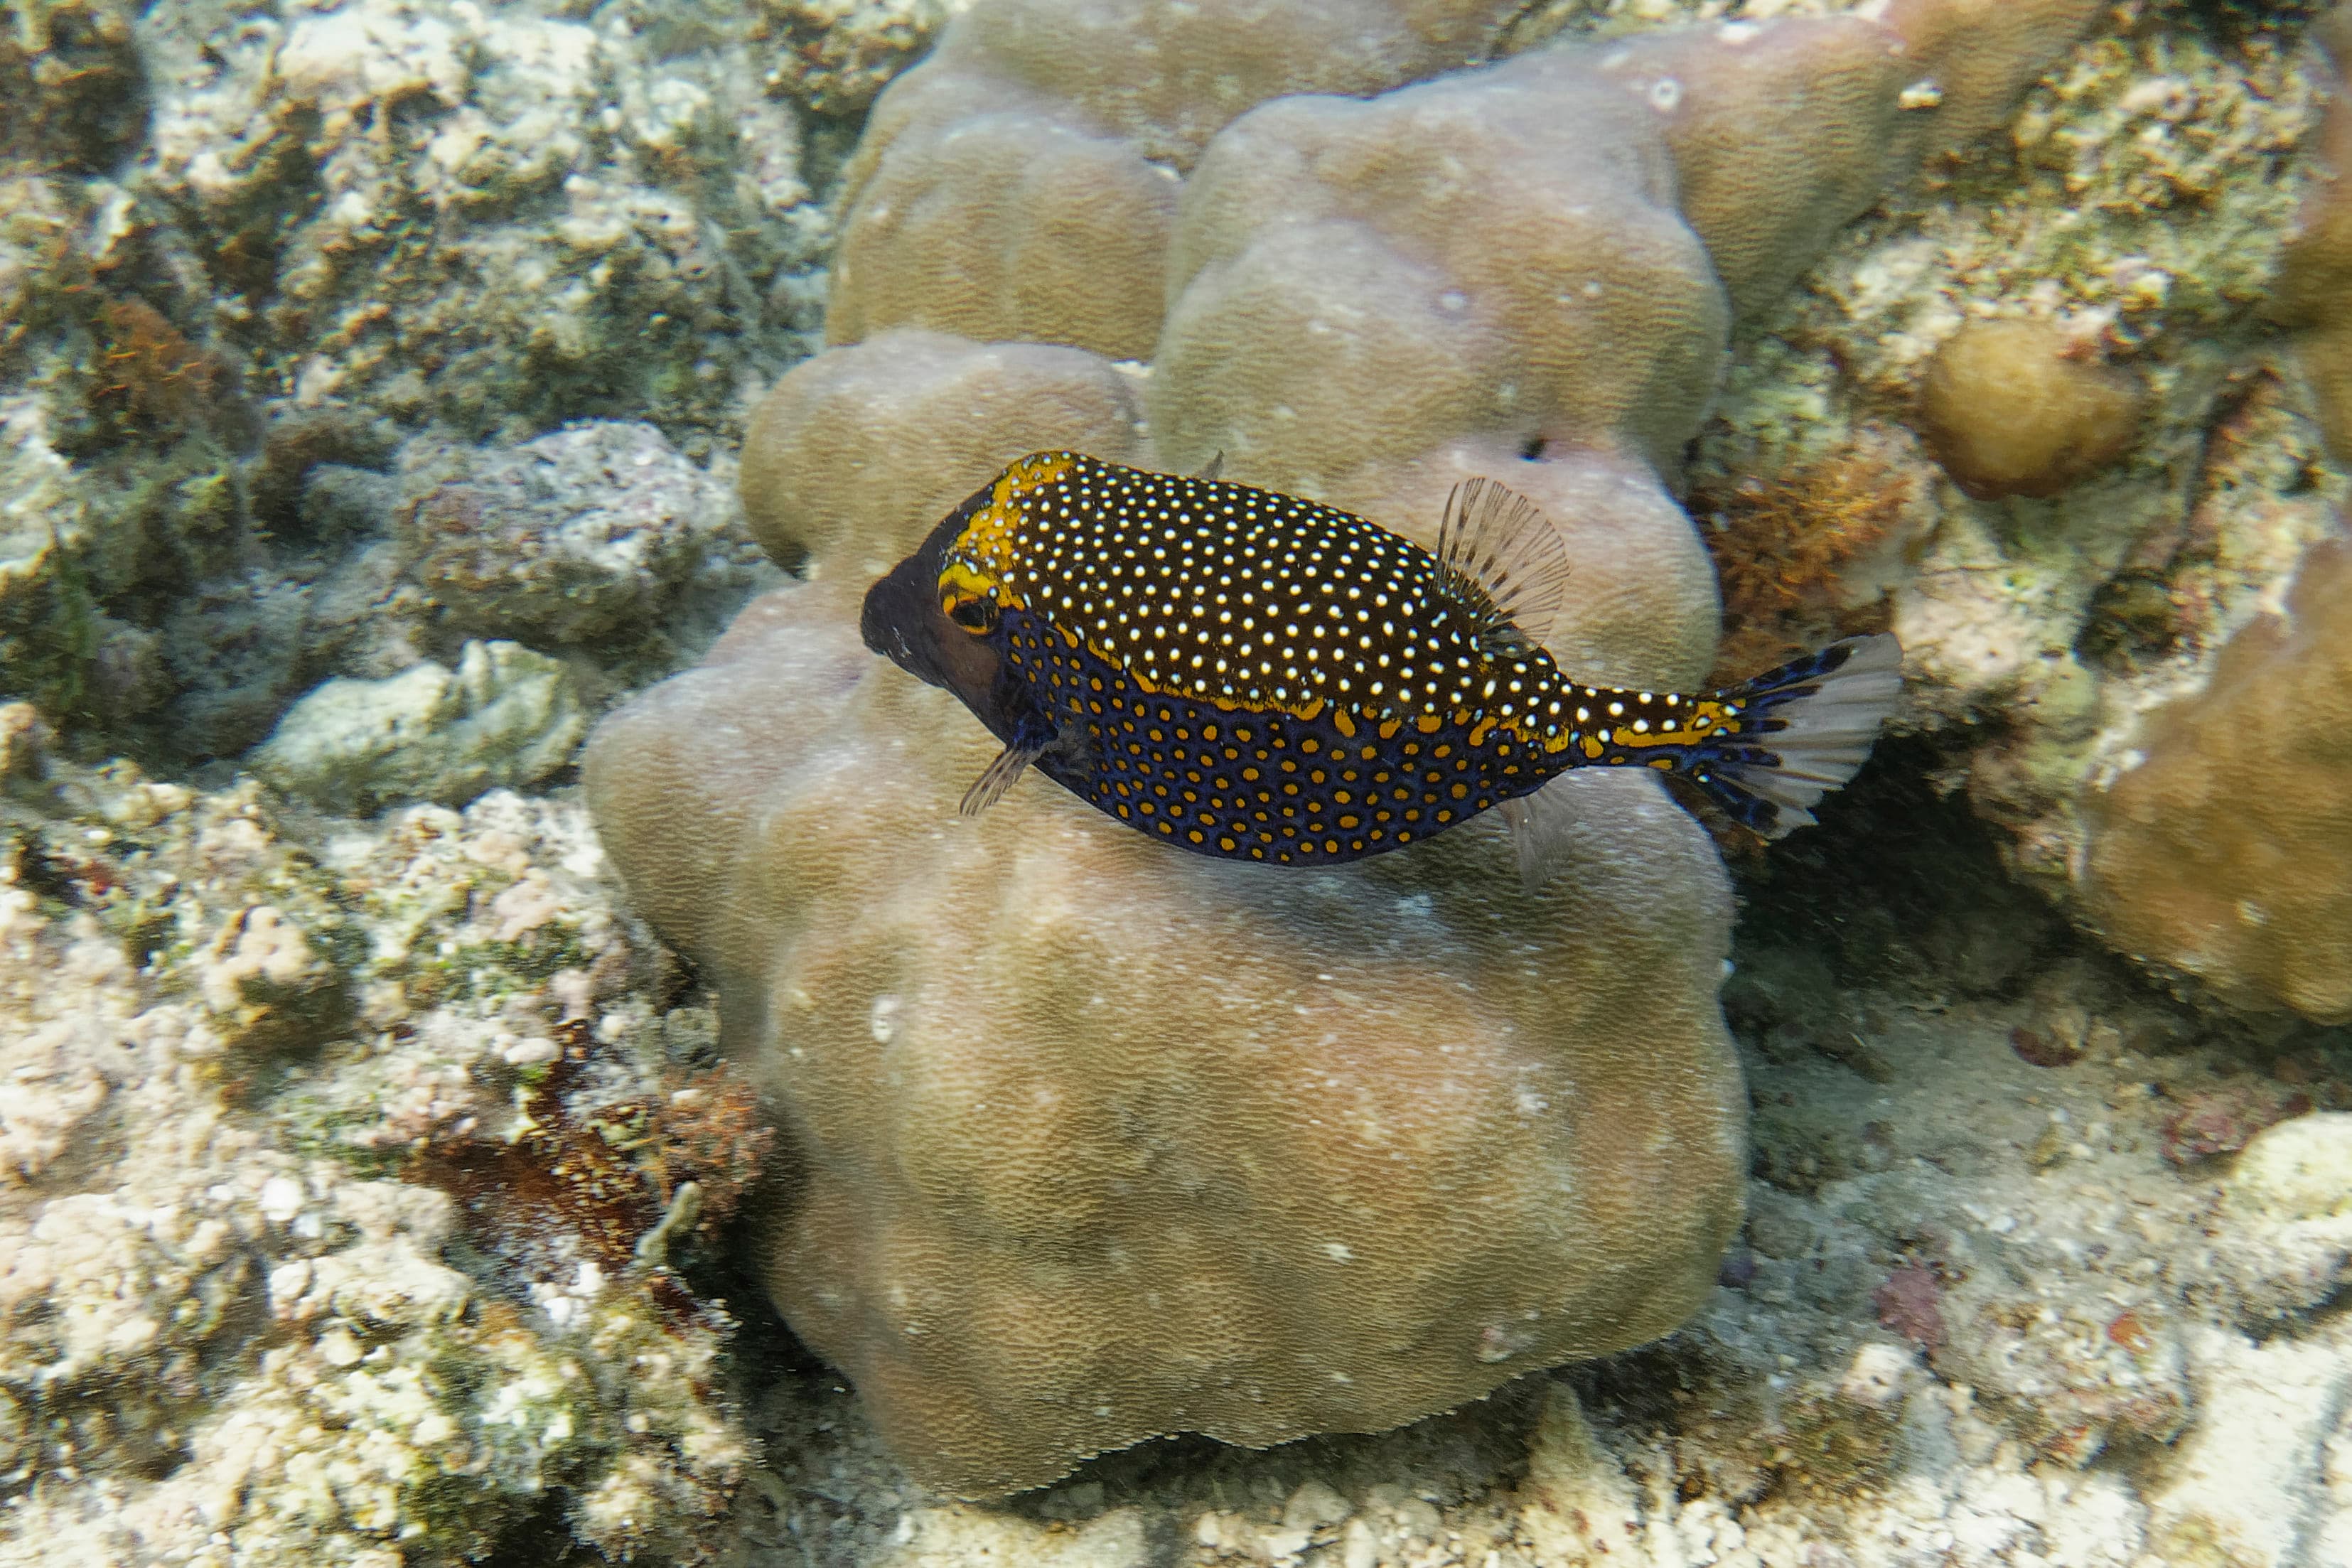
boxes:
[960,741,1047,816]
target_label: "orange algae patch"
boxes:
[1696,439,1921,683]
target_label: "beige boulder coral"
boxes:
[585,579,1746,1498]
[2083,539,2352,1022]
[828,0,1526,357]
[739,330,1151,574]
[1149,0,2101,501]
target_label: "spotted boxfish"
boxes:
[861,453,1901,881]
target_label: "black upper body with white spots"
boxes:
[860,453,1904,867]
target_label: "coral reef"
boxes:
[139,0,827,436]
[616,0,2118,1501]
[1692,431,1927,680]
[756,0,945,119]
[18,0,2352,1559]
[2269,3,2352,464]
[395,420,746,647]
[587,579,1747,1498]
[1677,0,2352,1020]
[0,724,756,1564]
[738,329,1149,575]
[827,0,1528,358]
[0,0,821,761]
[0,0,146,176]
[800,0,2115,744]
[1913,318,2149,499]
[1147,1,2100,493]
[2082,538,2352,1022]
[705,808,2352,1566]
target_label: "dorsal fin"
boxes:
[1193,451,1226,481]
[1433,477,1574,655]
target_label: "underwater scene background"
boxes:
[6,0,2352,1562]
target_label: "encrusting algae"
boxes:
[866,452,1904,866]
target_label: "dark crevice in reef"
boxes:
[1719,735,2069,1000]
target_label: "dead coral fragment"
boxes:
[1915,320,2148,500]
[0,0,146,173]
[2087,539,2352,1021]
[758,0,943,117]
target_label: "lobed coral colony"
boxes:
[587,0,2111,1496]
[2084,539,2352,1023]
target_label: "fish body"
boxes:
[862,453,1901,873]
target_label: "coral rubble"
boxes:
[0,0,809,761]
[249,638,587,814]
[0,725,753,1564]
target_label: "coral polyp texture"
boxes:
[2084,539,2352,1022]
[2270,8,2352,465]
[807,0,2112,731]
[827,0,1527,358]
[585,580,1746,1498]
[1151,0,2098,503]
[739,329,1149,574]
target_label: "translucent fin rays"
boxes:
[1432,477,1574,657]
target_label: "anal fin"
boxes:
[1434,477,1574,655]
[960,741,1046,817]
[1498,782,1581,893]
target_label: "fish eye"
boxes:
[947,596,1000,634]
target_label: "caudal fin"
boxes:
[1689,633,1903,839]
